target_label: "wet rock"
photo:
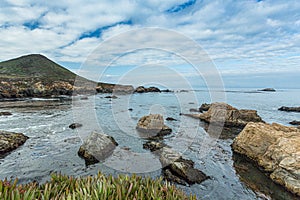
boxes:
[136,114,172,138]
[166,117,177,121]
[199,103,211,112]
[0,111,12,116]
[78,132,118,165]
[80,96,88,100]
[0,130,29,155]
[134,86,161,93]
[143,141,208,185]
[198,102,264,128]
[161,89,173,92]
[189,108,199,112]
[289,120,300,125]
[258,88,276,92]
[128,108,133,111]
[232,122,300,196]
[104,95,118,99]
[69,123,83,129]
[278,106,300,112]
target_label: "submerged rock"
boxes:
[278,106,300,112]
[232,122,300,196]
[0,130,29,155]
[0,112,12,116]
[78,132,118,165]
[104,95,118,99]
[136,114,172,138]
[143,141,208,185]
[166,117,177,121]
[69,123,83,129]
[289,120,300,125]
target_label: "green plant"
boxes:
[0,172,197,200]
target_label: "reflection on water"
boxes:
[233,153,298,200]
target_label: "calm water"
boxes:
[0,89,299,200]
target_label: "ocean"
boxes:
[0,88,299,199]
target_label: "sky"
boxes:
[0,0,300,89]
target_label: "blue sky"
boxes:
[0,0,300,88]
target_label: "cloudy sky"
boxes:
[1,0,300,88]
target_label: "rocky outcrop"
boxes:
[143,141,208,185]
[232,122,300,196]
[96,84,134,94]
[259,88,276,92]
[69,123,83,129]
[134,86,161,93]
[289,120,300,125]
[0,112,12,116]
[199,103,211,112]
[198,103,263,128]
[278,106,300,112]
[0,130,29,155]
[78,132,118,165]
[136,114,172,138]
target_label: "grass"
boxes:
[0,172,196,200]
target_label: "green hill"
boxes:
[0,54,78,82]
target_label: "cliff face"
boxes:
[0,54,133,98]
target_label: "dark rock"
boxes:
[134,86,161,93]
[78,132,118,165]
[199,103,211,112]
[289,120,300,125]
[136,114,172,138]
[278,106,300,112]
[104,95,118,99]
[69,123,83,129]
[189,108,199,112]
[0,112,12,116]
[259,88,276,92]
[128,108,133,111]
[166,117,177,121]
[80,96,88,100]
[0,130,29,155]
[161,89,173,92]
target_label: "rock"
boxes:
[80,96,88,100]
[69,123,83,129]
[166,117,177,121]
[78,132,118,165]
[232,122,300,196]
[136,114,172,138]
[143,141,208,185]
[0,130,29,155]
[278,106,300,112]
[198,102,264,128]
[104,95,118,99]
[128,108,133,111]
[134,86,161,93]
[161,89,173,92]
[289,120,300,125]
[258,88,276,92]
[189,108,199,112]
[96,83,134,94]
[199,103,211,112]
[0,112,12,116]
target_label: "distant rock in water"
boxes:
[258,88,276,92]
[0,130,29,155]
[289,120,300,125]
[161,89,173,93]
[78,132,118,165]
[134,86,161,93]
[278,106,300,112]
[69,123,83,129]
[0,112,12,116]
[104,95,118,99]
[136,114,172,138]
[166,117,177,121]
[232,122,300,196]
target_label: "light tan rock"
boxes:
[136,114,172,137]
[232,122,300,196]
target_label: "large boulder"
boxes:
[198,102,263,128]
[0,130,29,155]
[136,114,172,138]
[78,132,118,165]
[232,122,300,196]
[143,141,208,185]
